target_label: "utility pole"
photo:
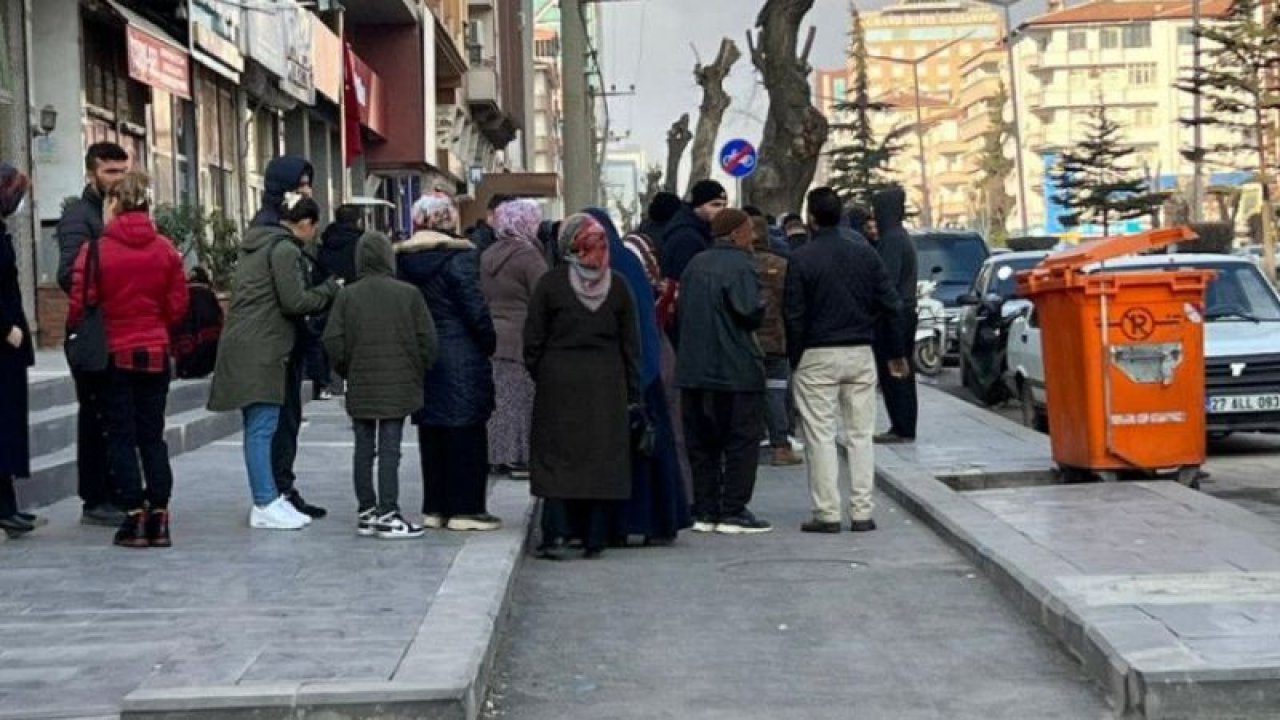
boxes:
[1191,0,1204,222]
[561,0,596,212]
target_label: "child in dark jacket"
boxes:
[323,232,438,539]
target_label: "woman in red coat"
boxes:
[69,171,188,548]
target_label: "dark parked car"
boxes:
[912,231,992,356]
[956,251,1050,405]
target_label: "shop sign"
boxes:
[245,5,287,77]
[126,25,191,99]
[281,4,314,104]
[191,1,244,81]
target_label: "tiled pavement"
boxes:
[0,400,498,720]
[876,386,1280,719]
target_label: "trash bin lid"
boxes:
[1017,227,1200,298]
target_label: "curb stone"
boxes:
[120,480,535,720]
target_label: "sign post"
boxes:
[719,139,758,206]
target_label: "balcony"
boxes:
[466,64,518,148]
[346,0,419,24]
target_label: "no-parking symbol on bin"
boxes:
[719,139,758,179]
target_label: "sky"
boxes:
[596,0,1039,192]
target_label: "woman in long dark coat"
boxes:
[584,208,691,545]
[0,164,36,538]
[525,214,641,559]
[397,193,500,531]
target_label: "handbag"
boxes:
[64,237,109,373]
[629,403,656,457]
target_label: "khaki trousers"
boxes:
[793,346,877,523]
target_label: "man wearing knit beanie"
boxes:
[674,203,772,536]
[658,179,728,288]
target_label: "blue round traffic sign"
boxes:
[719,139,758,179]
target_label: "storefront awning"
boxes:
[108,0,191,99]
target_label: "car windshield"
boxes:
[1119,261,1280,322]
[990,256,1047,299]
[916,234,989,287]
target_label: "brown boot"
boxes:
[771,446,803,467]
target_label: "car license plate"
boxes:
[1207,394,1280,414]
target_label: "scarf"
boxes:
[559,213,611,311]
[493,198,543,246]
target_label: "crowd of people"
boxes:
[0,142,921,560]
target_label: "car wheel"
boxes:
[1019,381,1049,434]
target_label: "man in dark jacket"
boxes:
[844,205,873,244]
[782,214,809,251]
[786,187,907,534]
[743,205,791,258]
[752,217,801,467]
[56,142,129,526]
[675,208,771,535]
[637,191,681,253]
[255,156,330,519]
[660,179,727,283]
[317,205,364,285]
[870,186,919,444]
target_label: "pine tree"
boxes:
[826,5,909,207]
[972,82,1014,242]
[1177,0,1280,276]
[1048,104,1161,236]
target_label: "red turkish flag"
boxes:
[343,44,364,167]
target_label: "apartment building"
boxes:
[1013,0,1236,234]
[863,0,1004,101]
[811,68,849,188]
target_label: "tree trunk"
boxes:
[688,39,742,189]
[742,0,829,216]
[1256,112,1277,280]
[639,165,664,215]
[664,114,693,196]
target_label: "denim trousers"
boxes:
[353,417,405,515]
[242,404,282,507]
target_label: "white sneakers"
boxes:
[249,496,313,531]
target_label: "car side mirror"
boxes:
[930,265,944,277]
[957,293,980,306]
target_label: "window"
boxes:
[1135,108,1155,127]
[1122,24,1151,48]
[1127,63,1155,86]
[1068,31,1087,51]
[1178,27,1195,45]
[1101,28,1119,49]
[893,65,904,78]
[197,70,240,219]
[1069,69,1089,86]
[939,64,951,78]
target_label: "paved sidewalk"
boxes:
[875,386,1280,719]
[482,465,1110,720]
[0,400,531,720]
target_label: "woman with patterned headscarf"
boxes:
[479,199,548,478]
[524,213,641,559]
[397,192,500,531]
[0,164,37,538]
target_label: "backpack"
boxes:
[171,284,223,379]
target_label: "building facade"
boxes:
[1014,0,1237,235]
[863,0,1004,101]
[20,0,532,345]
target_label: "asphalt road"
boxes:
[927,367,1280,524]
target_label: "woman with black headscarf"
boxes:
[0,164,37,537]
[525,214,641,559]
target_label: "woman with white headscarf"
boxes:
[479,199,548,478]
[397,193,500,531]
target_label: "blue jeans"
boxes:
[242,404,282,507]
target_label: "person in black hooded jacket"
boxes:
[316,205,364,285]
[254,156,332,520]
[660,179,727,284]
[870,186,919,444]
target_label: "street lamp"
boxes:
[869,33,972,228]
[977,0,1031,237]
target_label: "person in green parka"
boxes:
[323,231,438,540]
[207,194,338,530]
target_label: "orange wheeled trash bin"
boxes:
[1017,228,1214,485]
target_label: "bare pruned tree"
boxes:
[688,38,742,189]
[664,114,694,196]
[743,0,829,216]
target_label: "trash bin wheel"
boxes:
[1176,466,1202,490]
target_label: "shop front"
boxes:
[0,0,34,315]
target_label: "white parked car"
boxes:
[1006,253,1280,435]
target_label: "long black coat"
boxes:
[396,231,497,427]
[524,266,640,501]
[0,222,34,479]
